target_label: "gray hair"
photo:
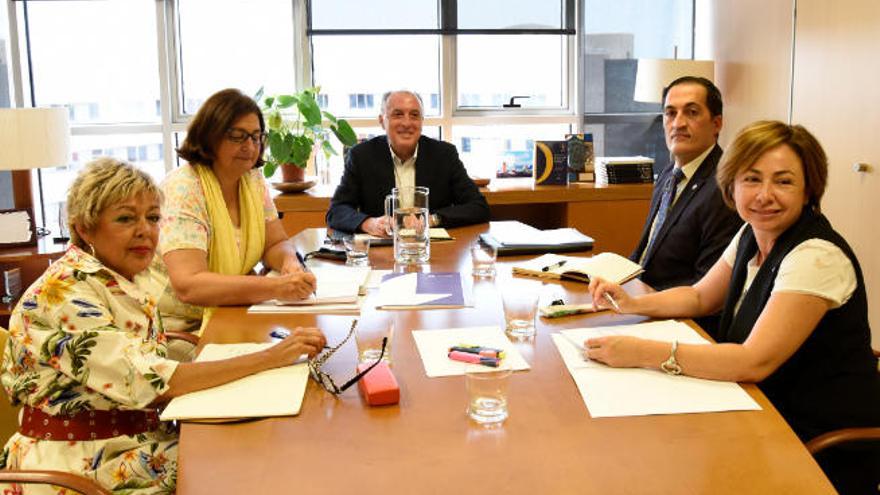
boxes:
[381,90,424,115]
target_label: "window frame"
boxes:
[4,0,695,223]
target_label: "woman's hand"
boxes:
[585,335,646,368]
[264,327,326,367]
[588,276,635,313]
[280,255,305,275]
[273,272,317,301]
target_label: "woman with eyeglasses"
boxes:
[0,158,326,494]
[156,88,316,337]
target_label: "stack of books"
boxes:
[595,156,655,185]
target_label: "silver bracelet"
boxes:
[660,339,682,375]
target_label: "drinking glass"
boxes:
[384,186,430,264]
[342,234,371,266]
[466,365,512,425]
[501,279,540,338]
[470,241,497,278]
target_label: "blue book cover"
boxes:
[379,272,466,308]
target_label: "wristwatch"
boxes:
[430,213,441,227]
[660,340,682,375]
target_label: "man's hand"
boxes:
[360,216,391,237]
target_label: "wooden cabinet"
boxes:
[0,239,66,326]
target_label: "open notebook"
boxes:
[272,266,371,305]
[160,343,310,422]
[512,252,643,284]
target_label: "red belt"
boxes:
[19,406,161,441]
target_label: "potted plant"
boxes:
[257,86,358,182]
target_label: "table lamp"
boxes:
[633,59,715,103]
[0,107,71,241]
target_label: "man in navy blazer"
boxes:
[326,90,489,235]
[631,77,742,292]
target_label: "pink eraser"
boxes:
[357,362,400,406]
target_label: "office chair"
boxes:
[804,348,880,455]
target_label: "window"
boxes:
[175,0,295,115]
[20,1,160,124]
[3,0,693,222]
[581,0,695,175]
[312,34,441,118]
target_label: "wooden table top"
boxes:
[176,224,834,494]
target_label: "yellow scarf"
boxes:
[194,164,265,335]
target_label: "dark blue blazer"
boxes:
[326,135,490,233]
[630,144,743,290]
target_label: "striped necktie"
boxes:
[644,166,686,260]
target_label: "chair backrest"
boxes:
[0,326,19,444]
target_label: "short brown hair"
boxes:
[177,88,265,168]
[67,157,162,250]
[717,120,827,211]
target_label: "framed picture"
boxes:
[0,208,38,248]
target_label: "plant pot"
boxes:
[281,163,306,182]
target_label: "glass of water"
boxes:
[343,234,371,266]
[466,365,512,425]
[501,278,540,338]
[470,241,497,278]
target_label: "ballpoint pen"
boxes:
[603,293,622,312]
[542,260,567,272]
[295,251,318,298]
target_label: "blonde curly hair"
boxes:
[67,157,163,250]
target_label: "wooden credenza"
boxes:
[274,178,653,256]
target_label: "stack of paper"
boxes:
[411,326,531,377]
[479,221,594,255]
[552,320,761,417]
[249,266,371,314]
[160,343,310,421]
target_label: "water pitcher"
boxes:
[384,186,430,264]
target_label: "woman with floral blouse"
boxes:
[0,158,326,494]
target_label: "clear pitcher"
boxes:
[384,186,430,264]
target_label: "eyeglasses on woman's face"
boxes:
[225,127,267,146]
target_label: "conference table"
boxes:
[176,224,835,494]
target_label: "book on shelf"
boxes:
[533,140,569,185]
[512,252,643,285]
[566,133,595,183]
[595,156,655,185]
[479,221,593,256]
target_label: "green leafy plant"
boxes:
[256,86,358,178]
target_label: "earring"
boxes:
[88,244,96,256]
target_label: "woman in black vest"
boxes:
[586,121,880,494]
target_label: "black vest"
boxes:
[718,209,880,440]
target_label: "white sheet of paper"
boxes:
[0,210,33,243]
[160,343,310,421]
[553,320,761,418]
[248,297,362,314]
[365,270,391,289]
[412,326,531,377]
[374,273,450,307]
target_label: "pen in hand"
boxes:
[542,260,567,272]
[295,251,318,298]
[603,293,621,312]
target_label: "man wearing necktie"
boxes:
[631,77,742,307]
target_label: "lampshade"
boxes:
[0,107,70,171]
[633,59,715,103]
